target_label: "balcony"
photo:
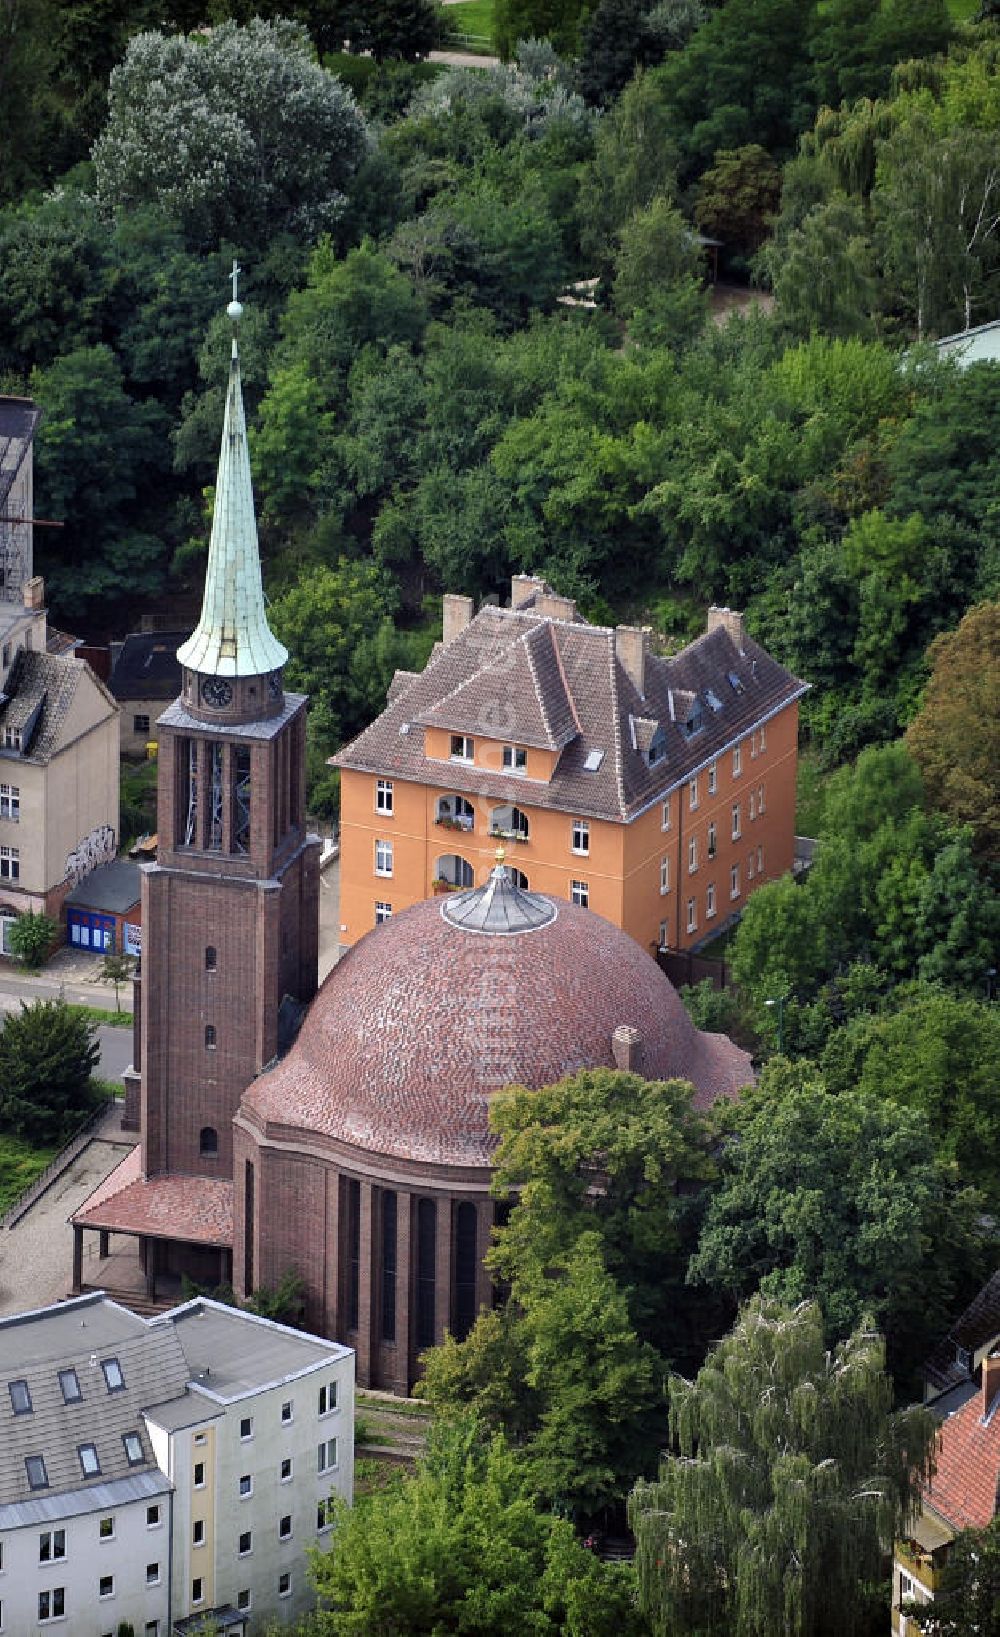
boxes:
[489,804,530,845]
[436,795,475,832]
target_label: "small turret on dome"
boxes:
[441,848,556,936]
[177,262,288,696]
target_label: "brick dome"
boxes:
[241,882,752,1168]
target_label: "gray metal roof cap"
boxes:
[441,861,557,936]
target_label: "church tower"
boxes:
[139,278,319,1184]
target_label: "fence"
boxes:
[3,1096,116,1229]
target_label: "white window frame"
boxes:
[707,821,717,858]
[238,1474,253,1500]
[237,1590,252,1613]
[733,743,742,777]
[278,1514,293,1541]
[99,1516,115,1543]
[686,898,697,934]
[689,774,699,811]
[0,784,19,822]
[757,844,763,873]
[502,745,527,773]
[193,1519,206,1548]
[749,791,756,821]
[278,1573,292,1599]
[191,1576,203,1604]
[661,797,671,831]
[239,1416,253,1441]
[374,901,392,925]
[374,839,393,878]
[732,802,741,840]
[758,782,765,814]
[99,1573,115,1600]
[146,1507,161,1530]
[375,778,393,815]
[707,762,717,796]
[688,836,698,873]
[238,1530,252,1558]
[570,879,589,909]
[280,1457,293,1483]
[730,864,741,900]
[450,734,474,763]
[659,856,670,895]
[38,1589,65,1623]
[571,818,589,855]
[280,1400,293,1424]
[317,1437,338,1474]
[319,1380,339,1417]
[658,920,668,948]
[146,1564,161,1587]
[706,883,717,918]
[0,846,19,880]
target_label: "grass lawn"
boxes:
[0,1135,56,1215]
[441,0,495,49]
[67,1003,134,1029]
[947,0,979,18]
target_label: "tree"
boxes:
[0,1000,101,1143]
[92,18,368,250]
[761,195,879,340]
[693,145,782,258]
[611,197,705,328]
[309,1415,646,1635]
[687,1061,989,1381]
[904,1516,1000,1637]
[422,1071,718,1512]
[6,911,57,970]
[493,0,591,58]
[99,953,135,1013]
[907,602,1000,863]
[576,0,705,108]
[629,1298,936,1637]
[579,70,680,273]
[339,0,441,61]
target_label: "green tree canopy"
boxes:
[309,1415,645,1635]
[687,1061,989,1381]
[907,601,1000,863]
[629,1298,936,1637]
[92,18,368,250]
[0,1000,101,1143]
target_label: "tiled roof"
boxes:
[241,892,754,1168]
[0,649,112,763]
[0,1293,189,1508]
[74,1149,233,1247]
[927,1270,1000,1394]
[108,632,187,703]
[64,857,140,915]
[334,604,806,823]
[925,1377,1000,1531]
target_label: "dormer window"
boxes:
[450,735,473,763]
[2,727,21,751]
[646,726,668,767]
[683,702,703,739]
[502,745,527,773]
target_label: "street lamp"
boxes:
[764,991,790,1054]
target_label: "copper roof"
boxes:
[241,893,754,1168]
[334,604,806,823]
[74,1149,233,1247]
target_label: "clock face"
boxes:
[200,676,234,709]
[267,671,282,701]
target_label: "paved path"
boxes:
[0,1103,139,1319]
[428,48,499,67]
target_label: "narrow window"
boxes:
[570,879,589,909]
[660,856,670,895]
[239,1474,252,1498]
[317,1438,337,1473]
[758,782,765,813]
[375,778,393,814]
[182,738,198,846]
[375,838,393,877]
[204,1024,216,1049]
[450,734,473,762]
[99,1516,114,1541]
[24,1457,46,1497]
[707,821,717,859]
[9,1379,31,1415]
[689,774,699,811]
[381,1190,397,1344]
[78,1443,101,1478]
[238,1530,251,1556]
[686,898,697,934]
[455,1202,478,1343]
[200,1126,218,1158]
[661,797,671,831]
[147,1564,160,1587]
[232,745,251,854]
[237,1590,251,1613]
[58,1368,81,1404]
[99,1574,114,1598]
[416,1197,437,1350]
[732,802,741,840]
[279,1514,292,1540]
[374,901,392,925]
[571,818,589,854]
[708,761,717,795]
[502,745,527,772]
[706,883,717,919]
[280,1400,293,1424]
[122,1432,144,1466]
[280,1457,292,1482]
[733,743,742,778]
[208,742,224,850]
[279,1573,291,1597]
[101,1358,124,1394]
[244,1159,255,1296]
[731,864,741,900]
[240,1416,253,1440]
[146,1506,160,1529]
[191,1576,202,1602]
[194,1461,205,1488]
[205,945,217,971]
[346,1179,360,1332]
[688,836,698,873]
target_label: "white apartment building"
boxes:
[0,1293,354,1636]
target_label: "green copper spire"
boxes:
[177,265,288,679]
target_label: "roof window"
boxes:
[101,1357,125,1393]
[705,688,723,712]
[9,1378,32,1415]
[646,727,668,767]
[727,670,745,694]
[683,702,704,739]
[25,1454,48,1489]
[79,1442,101,1478]
[58,1368,82,1404]
[583,749,605,772]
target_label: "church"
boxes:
[72,288,753,1395]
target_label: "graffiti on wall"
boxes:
[65,824,116,889]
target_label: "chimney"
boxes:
[615,625,647,697]
[707,605,746,653]
[24,575,44,610]
[612,1024,642,1073]
[511,574,546,611]
[983,1353,1000,1419]
[442,594,474,645]
[534,591,577,622]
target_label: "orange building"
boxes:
[333,577,808,957]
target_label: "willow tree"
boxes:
[629,1298,935,1637]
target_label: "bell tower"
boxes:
[139,272,319,1184]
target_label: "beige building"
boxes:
[0,597,120,945]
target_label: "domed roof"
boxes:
[241,876,753,1169]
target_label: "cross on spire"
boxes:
[230,259,241,303]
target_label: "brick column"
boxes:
[324,1170,341,1341]
[72,1225,83,1293]
[434,1195,453,1348]
[356,1180,374,1387]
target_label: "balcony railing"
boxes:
[489,826,528,845]
[435,814,474,831]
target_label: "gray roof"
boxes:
[0,1293,351,1515]
[158,690,306,741]
[926,1269,1000,1393]
[0,649,115,764]
[0,1295,189,1508]
[64,857,140,915]
[441,863,558,936]
[0,1468,169,1530]
[108,632,187,703]
[166,1298,348,1402]
[335,604,807,823]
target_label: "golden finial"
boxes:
[494,843,506,867]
